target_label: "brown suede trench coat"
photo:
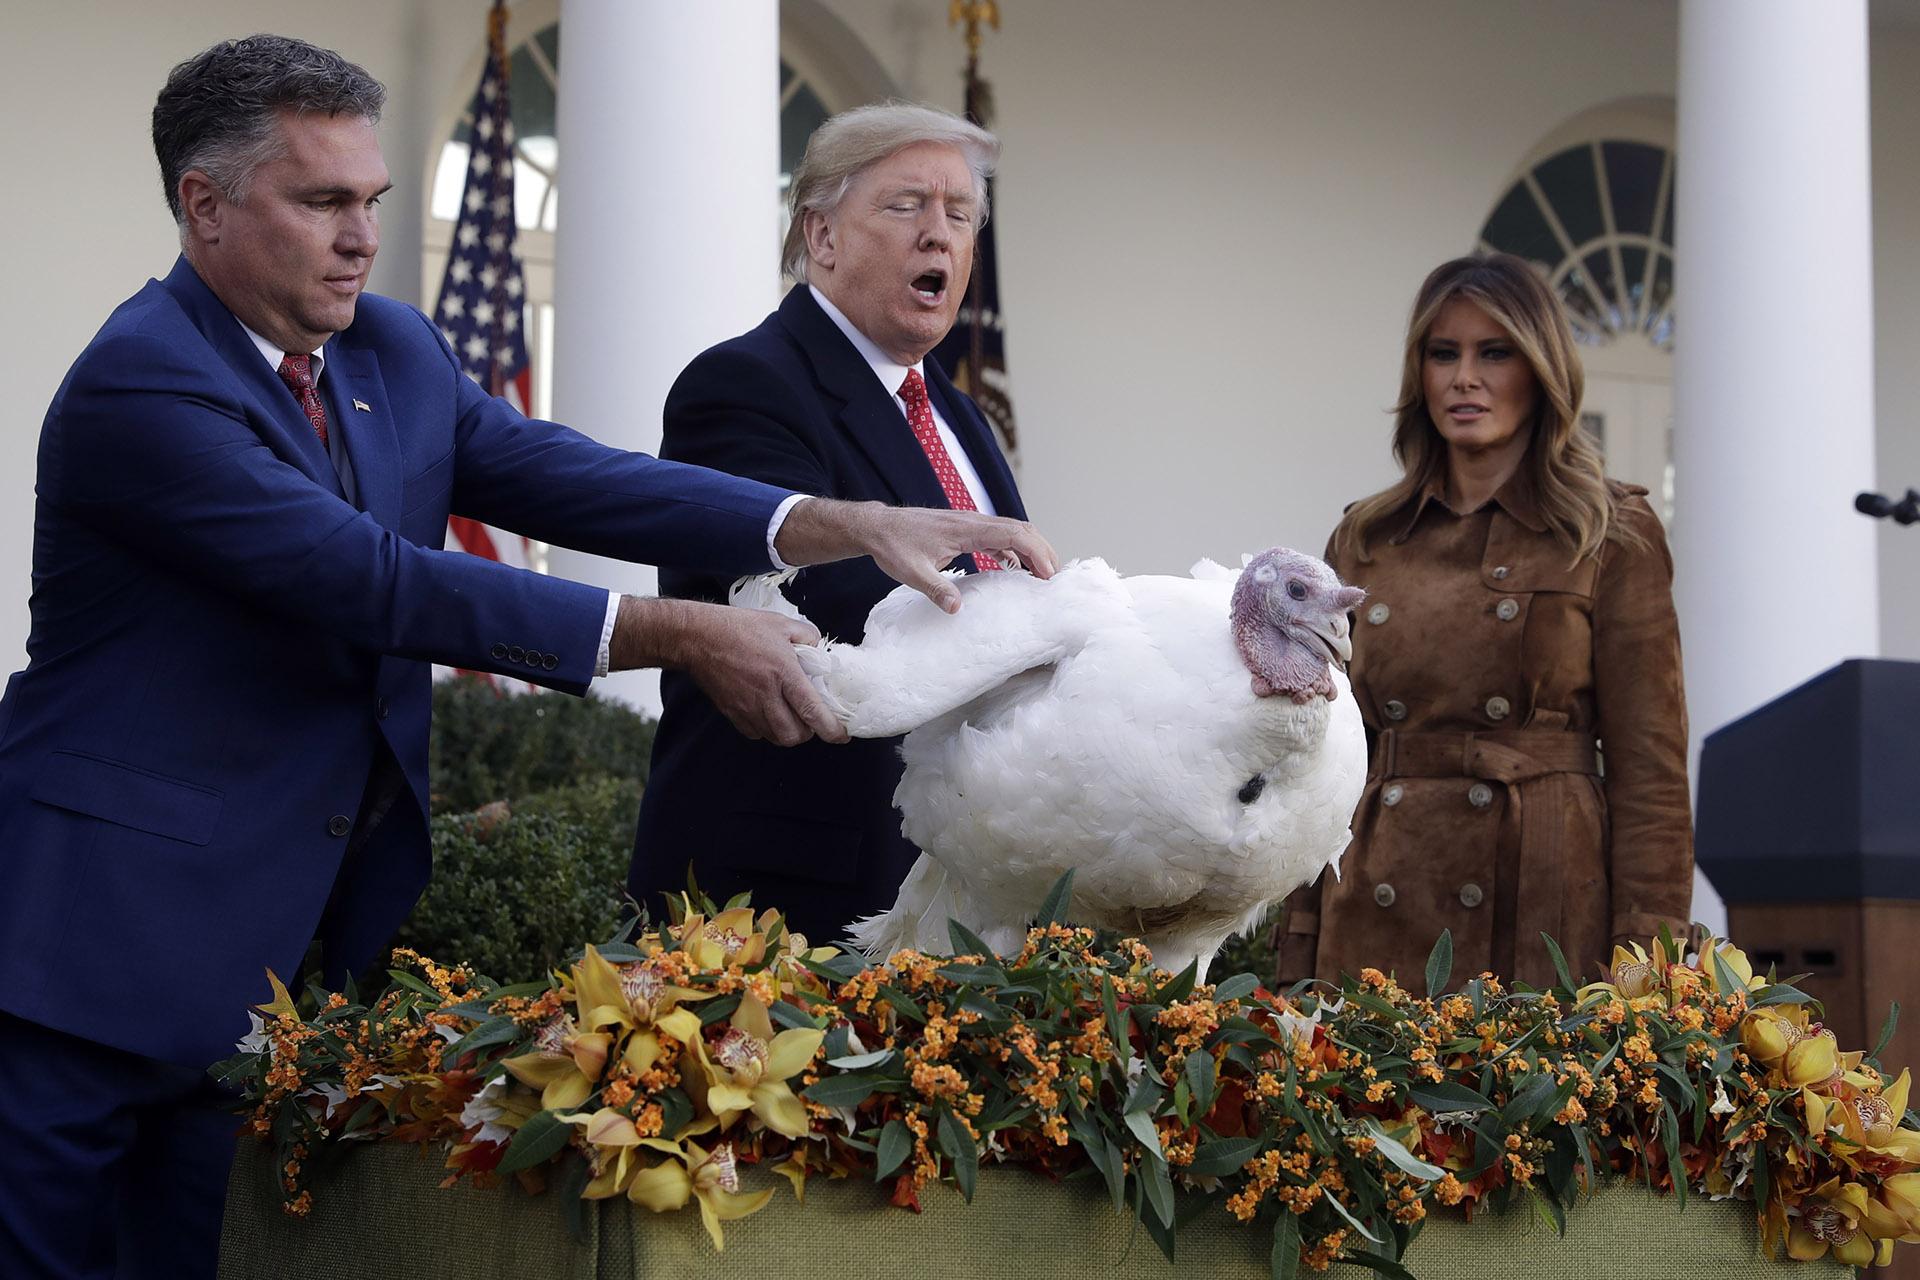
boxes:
[1278,472,1693,991]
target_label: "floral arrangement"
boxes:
[216,876,1920,1274]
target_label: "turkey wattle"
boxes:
[731,549,1369,981]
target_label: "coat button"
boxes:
[507,645,526,663]
[523,650,542,667]
[1459,882,1485,908]
[1373,883,1397,907]
[489,642,508,660]
[1485,695,1511,721]
[1495,598,1520,621]
[1367,603,1391,625]
[542,654,559,671]
[1382,783,1404,807]
[1491,566,1510,580]
[328,814,352,837]
[1468,782,1494,808]
[1383,699,1407,721]
[376,696,390,719]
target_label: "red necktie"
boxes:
[898,368,1000,573]
[276,353,330,448]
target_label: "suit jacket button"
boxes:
[1491,565,1510,580]
[1459,882,1485,908]
[328,814,352,837]
[376,697,390,719]
[1383,699,1407,721]
[1373,882,1397,907]
[489,642,508,660]
[542,654,559,671]
[1382,783,1404,807]
[1468,782,1494,808]
[1485,695,1511,721]
[508,645,525,663]
[1495,598,1520,621]
[1367,603,1391,625]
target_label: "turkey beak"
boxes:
[1326,613,1352,664]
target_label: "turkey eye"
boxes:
[1286,580,1307,601]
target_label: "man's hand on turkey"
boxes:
[772,498,1058,612]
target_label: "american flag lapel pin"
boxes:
[352,398,372,413]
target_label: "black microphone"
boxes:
[1856,489,1920,524]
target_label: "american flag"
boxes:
[434,1,533,571]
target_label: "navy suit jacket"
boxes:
[629,285,1026,944]
[0,258,793,1068]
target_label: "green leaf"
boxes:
[1532,1186,1568,1237]
[1752,983,1819,1010]
[878,984,927,1023]
[443,1016,522,1065]
[827,1048,896,1071]
[1540,932,1577,995]
[1211,972,1261,1003]
[496,1109,571,1174]
[1185,1050,1218,1117]
[1155,960,1199,1005]
[1095,1133,1128,1212]
[936,1105,978,1202]
[1321,1190,1385,1244]
[1037,870,1077,925]
[1342,1252,1417,1280]
[1408,1081,1494,1115]
[1363,1118,1443,1181]
[803,1073,890,1109]
[1270,1207,1302,1280]
[1871,1001,1901,1062]
[658,1088,693,1141]
[1173,1078,1192,1126]
[874,1118,912,1182]
[385,969,441,999]
[948,918,997,961]
[1101,975,1127,1059]
[1140,1148,1176,1229]
[1187,1135,1265,1177]
[801,952,868,984]
[768,999,821,1030]
[1425,929,1454,999]
[1123,1108,1163,1155]
[1710,947,1745,1002]
[558,1152,594,1244]
[696,993,742,1026]
[1351,991,1409,1023]
[1661,1102,1686,1211]
[937,962,1011,986]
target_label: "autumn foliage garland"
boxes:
[216,878,1920,1274]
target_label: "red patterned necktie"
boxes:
[898,368,1000,573]
[276,353,330,448]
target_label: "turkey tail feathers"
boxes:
[844,854,955,958]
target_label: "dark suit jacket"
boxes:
[629,285,1026,943]
[0,257,793,1068]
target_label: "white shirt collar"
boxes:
[809,285,922,401]
[238,320,325,383]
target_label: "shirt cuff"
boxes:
[766,493,811,572]
[592,590,620,679]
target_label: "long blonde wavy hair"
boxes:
[1336,253,1639,566]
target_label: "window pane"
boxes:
[510,33,559,141]
[1534,145,1605,249]
[431,141,471,222]
[1618,244,1649,316]
[781,78,830,185]
[1583,250,1622,329]
[1557,263,1607,336]
[513,158,549,231]
[1481,184,1559,265]
[1602,141,1663,237]
[1647,251,1674,329]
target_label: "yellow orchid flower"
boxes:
[555,1106,647,1199]
[1784,1030,1843,1091]
[1743,1009,1796,1066]
[564,946,711,1036]
[1828,1070,1920,1165]
[684,993,824,1138]
[626,1139,773,1249]
[499,1014,612,1112]
[1882,1171,1920,1238]
[1577,943,1660,1002]
[679,906,770,970]
[1692,935,1763,995]
[1787,1179,1884,1266]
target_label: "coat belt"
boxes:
[1372,729,1598,784]
[1369,728,1600,983]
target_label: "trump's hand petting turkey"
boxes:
[0,30,1694,1280]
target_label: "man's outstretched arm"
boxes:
[773,498,1059,614]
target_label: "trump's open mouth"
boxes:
[911,270,946,303]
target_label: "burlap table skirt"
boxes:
[217,1140,1850,1279]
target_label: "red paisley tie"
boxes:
[276,353,330,448]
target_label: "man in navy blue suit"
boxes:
[630,104,1032,948]
[0,39,1054,1279]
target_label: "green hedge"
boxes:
[394,682,655,980]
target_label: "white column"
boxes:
[547,0,781,711]
[1673,0,1879,762]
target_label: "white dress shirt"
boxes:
[809,285,997,515]
[239,322,807,680]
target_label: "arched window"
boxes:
[1477,139,1676,350]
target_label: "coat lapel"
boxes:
[926,360,1024,520]
[778,286,950,511]
[322,340,400,523]
[161,257,342,497]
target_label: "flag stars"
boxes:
[448,260,473,285]
[457,224,480,248]
[479,266,499,291]
[464,335,489,363]
[440,294,466,320]
[473,301,496,327]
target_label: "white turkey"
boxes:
[731,550,1369,982]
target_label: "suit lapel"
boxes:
[925,361,1024,520]
[161,257,342,497]
[778,286,950,511]
[323,341,400,523]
